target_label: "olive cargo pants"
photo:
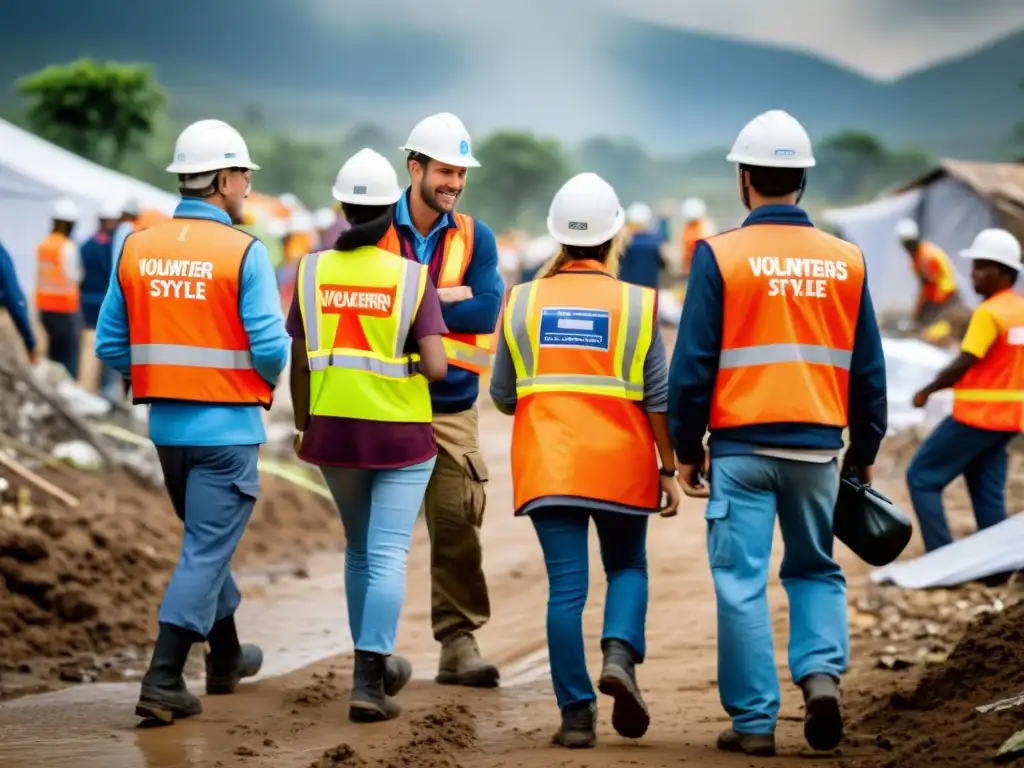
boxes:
[425,406,491,641]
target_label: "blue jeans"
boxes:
[707,455,847,735]
[321,457,436,654]
[907,416,1016,552]
[156,445,260,636]
[530,506,649,710]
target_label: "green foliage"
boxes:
[17,58,166,168]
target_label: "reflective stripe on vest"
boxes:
[298,246,431,423]
[708,225,865,429]
[952,290,1024,432]
[118,219,272,408]
[379,212,497,373]
[36,233,80,313]
[505,263,654,400]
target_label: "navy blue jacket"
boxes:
[0,241,36,352]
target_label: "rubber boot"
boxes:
[801,673,844,751]
[384,655,413,697]
[436,631,500,687]
[136,622,204,725]
[552,701,597,749]
[597,638,650,739]
[204,614,263,695]
[716,728,777,756]
[349,650,402,723]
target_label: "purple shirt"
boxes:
[286,277,447,468]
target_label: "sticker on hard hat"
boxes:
[774,149,795,157]
[176,153,185,161]
[539,308,610,351]
[352,185,368,195]
[224,152,237,159]
[567,221,588,231]
[459,140,470,155]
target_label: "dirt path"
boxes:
[0,403,886,768]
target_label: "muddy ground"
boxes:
[2,400,1021,768]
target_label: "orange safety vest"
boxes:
[914,242,957,305]
[708,225,865,429]
[952,289,1024,432]
[379,212,497,374]
[503,260,660,514]
[36,233,80,313]
[118,218,273,408]
[681,218,711,275]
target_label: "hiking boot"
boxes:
[716,728,777,756]
[384,654,413,696]
[204,614,263,695]
[349,650,402,723]
[436,631,500,687]
[552,701,597,749]
[596,638,650,739]
[135,622,204,725]
[800,673,844,751]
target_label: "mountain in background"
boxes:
[1,1,1022,158]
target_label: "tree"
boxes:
[17,58,166,168]
[462,132,571,232]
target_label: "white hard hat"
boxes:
[331,148,403,205]
[400,112,480,168]
[264,218,288,238]
[98,200,122,220]
[166,119,259,175]
[547,172,625,248]
[289,210,314,233]
[313,207,337,230]
[278,192,301,211]
[895,219,920,241]
[625,202,653,226]
[121,198,141,217]
[727,110,815,168]
[959,228,1022,272]
[681,197,707,221]
[52,197,78,221]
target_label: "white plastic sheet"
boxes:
[881,337,955,430]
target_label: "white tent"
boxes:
[0,118,177,298]
[823,160,1024,313]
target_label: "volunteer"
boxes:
[79,200,122,398]
[96,119,289,724]
[669,110,887,756]
[36,197,84,378]
[618,201,665,290]
[110,198,140,266]
[680,197,712,276]
[0,238,39,364]
[378,112,504,687]
[288,148,448,721]
[896,219,963,327]
[909,229,1023,551]
[490,172,679,749]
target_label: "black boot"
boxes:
[384,655,413,697]
[136,623,204,724]
[553,701,597,749]
[597,638,650,739]
[205,614,263,695]
[800,674,844,751]
[349,650,402,723]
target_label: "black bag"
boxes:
[833,477,913,566]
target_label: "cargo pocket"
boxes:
[461,450,489,527]
[705,500,732,569]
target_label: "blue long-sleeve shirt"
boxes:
[95,197,290,447]
[619,229,664,290]
[79,231,115,329]
[394,189,504,413]
[668,204,887,466]
[0,240,36,353]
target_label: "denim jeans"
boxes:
[906,416,1016,552]
[706,455,847,735]
[321,457,436,654]
[157,445,260,636]
[530,506,649,709]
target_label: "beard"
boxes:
[420,175,461,214]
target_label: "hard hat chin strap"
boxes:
[794,173,807,205]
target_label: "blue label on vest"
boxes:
[539,307,610,351]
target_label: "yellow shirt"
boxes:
[961,304,1001,359]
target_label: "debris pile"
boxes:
[845,596,1024,768]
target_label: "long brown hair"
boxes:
[536,227,628,279]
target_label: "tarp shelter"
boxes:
[823,159,1024,313]
[0,118,177,298]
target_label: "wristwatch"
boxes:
[659,467,679,478]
